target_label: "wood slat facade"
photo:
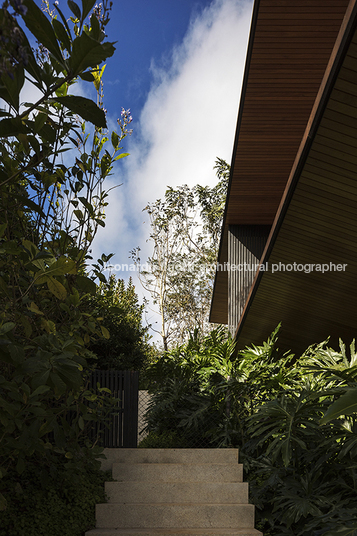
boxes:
[227,225,270,334]
[210,0,357,355]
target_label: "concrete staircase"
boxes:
[85,448,263,536]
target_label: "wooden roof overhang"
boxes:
[232,0,357,355]
[210,0,351,324]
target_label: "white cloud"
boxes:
[92,0,253,341]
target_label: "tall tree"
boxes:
[132,158,230,350]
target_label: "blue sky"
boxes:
[103,1,215,119]
[28,0,253,339]
[90,0,254,338]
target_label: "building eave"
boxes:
[210,0,352,325]
[235,0,357,355]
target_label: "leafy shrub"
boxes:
[0,459,110,536]
[87,276,152,371]
[143,325,300,448]
[143,325,357,534]
[138,431,189,448]
[142,326,239,447]
[0,0,131,512]
[243,338,357,536]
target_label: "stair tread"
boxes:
[94,449,260,535]
[112,463,241,467]
[100,503,252,506]
[101,450,240,471]
[86,529,263,535]
[105,481,249,504]
[112,464,243,479]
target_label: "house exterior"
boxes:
[210,0,357,355]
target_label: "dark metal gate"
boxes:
[88,370,139,448]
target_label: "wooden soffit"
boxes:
[210,0,351,324]
[235,0,357,355]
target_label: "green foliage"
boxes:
[132,158,229,350]
[86,275,152,371]
[144,326,357,535]
[0,0,130,257]
[242,336,357,536]
[0,459,110,536]
[0,0,130,516]
[138,430,189,449]
[143,327,243,447]
[143,324,302,448]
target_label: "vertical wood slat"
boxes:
[88,370,139,448]
[118,372,123,447]
[228,225,271,335]
[123,371,139,448]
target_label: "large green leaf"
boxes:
[81,0,97,22]
[69,32,115,75]
[52,18,71,52]
[47,277,67,300]
[22,0,64,66]
[67,0,81,20]
[0,322,16,336]
[53,95,106,127]
[18,26,43,86]
[0,63,24,112]
[35,257,76,286]
[321,388,357,423]
[76,274,96,295]
[55,4,72,41]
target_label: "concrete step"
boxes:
[105,481,249,504]
[112,463,243,483]
[86,529,263,536]
[101,449,239,471]
[95,503,255,529]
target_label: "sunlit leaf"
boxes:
[321,388,357,423]
[28,302,43,315]
[100,325,110,339]
[47,277,67,300]
[114,152,129,161]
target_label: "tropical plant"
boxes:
[141,325,297,448]
[243,337,357,536]
[143,325,357,535]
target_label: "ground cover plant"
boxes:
[142,326,357,535]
